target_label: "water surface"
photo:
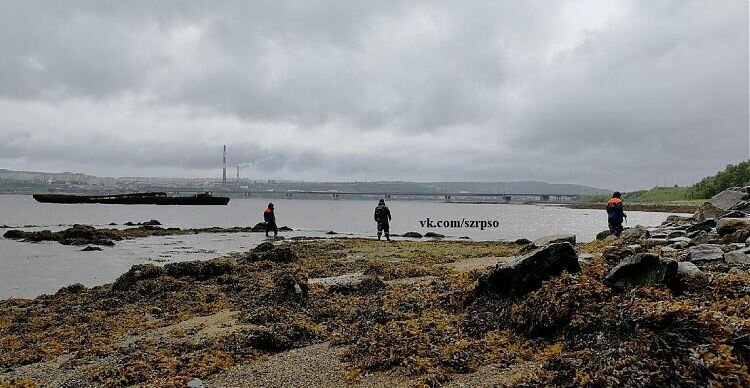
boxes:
[0,194,676,298]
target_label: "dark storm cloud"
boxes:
[0,0,747,189]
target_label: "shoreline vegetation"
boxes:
[2,188,750,387]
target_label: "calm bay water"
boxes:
[0,194,676,299]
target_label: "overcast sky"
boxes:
[0,1,747,190]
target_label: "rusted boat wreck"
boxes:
[32,192,230,205]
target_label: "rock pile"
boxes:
[240,242,299,264]
[590,187,750,293]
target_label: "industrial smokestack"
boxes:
[236,165,240,180]
[222,145,227,185]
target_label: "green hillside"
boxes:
[578,161,750,203]
[688,160,750,199]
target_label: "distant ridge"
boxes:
[423,181,611,195]
[0,168,610,196]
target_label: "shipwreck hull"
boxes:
[32,193,230,205]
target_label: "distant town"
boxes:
[0,168,611,204]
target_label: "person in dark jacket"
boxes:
[264,202,278,237]
[374,199,392,241]
[606,191,627,237]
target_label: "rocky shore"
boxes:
[2,222,294,247]
[2,188,750,387]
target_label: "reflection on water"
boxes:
[0,194,677,299]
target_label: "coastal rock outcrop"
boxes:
[687,244,724,264]
[716,218,750,236]
[164,259,236,281]
[604,253,677,290]
[532,234,576,247]
[477,242,580,296]
[603,246,637,264]
[3,225,119,246]
[620,225,650,241]
[694,188,750,221]
[595,230,612,240]
[402,232,423,238]
[240,243,298,264]
[686,219,717,233]
[111,264,167,291]
[676,262,709,292]
[724,247,750,265]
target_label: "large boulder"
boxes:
[595,230,612,241]
[668,236,692,244]
[604,253,678,290]
[686,219,717,234]
[603,246,636,264]
[716,218,750,236]
[694,189,750,221]
[477,242,580,296]
[676,262,709,292]
[661,215,694,227]
[667,230,686,239]
[709,188,749,211]
[693,202,723,222]
[729,200,750,212]
[644,238,669,248]
[719,210,748,219]
[620,225,650,241]
[532,234,576,246]
[724,247,750,265]
[690,232,721,246]
[241,244,298,264]
[687,244,724,264]
[112,264,167,291]
[722,229,750,244]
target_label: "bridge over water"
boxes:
[163,189,579,203]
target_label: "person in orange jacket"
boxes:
[263,203,278,237]
[606,192,627,237]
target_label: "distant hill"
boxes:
[238,180,611,195]
[0,168,610,196]
[0,169,95,182]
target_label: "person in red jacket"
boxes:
[263,203,278,238]
[606,192,627,237]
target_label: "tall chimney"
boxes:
[222,145,227,185]
[236,165,240,180]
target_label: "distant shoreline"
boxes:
[568,201,698,214]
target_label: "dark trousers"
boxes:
[609,223,623,237]
[265,222,278,236]
[377,221,389,239]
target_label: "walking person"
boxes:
[264,202,278,238]
[374,199,392,241]
[606,191,627,237]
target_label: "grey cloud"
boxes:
[0,0,747,190]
